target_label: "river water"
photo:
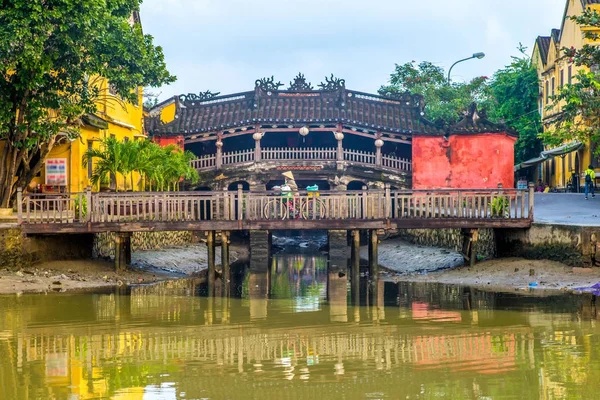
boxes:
[1,254,600,399]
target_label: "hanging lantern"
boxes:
[252,132,263,141]
[299,126,310,136]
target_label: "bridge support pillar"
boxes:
[221,231,230,297]
[328,230,349,271]
[114,232,131,273]
[250,230,271,271]
[368,230,379,278]
[351,230,361,318]
[461,228,479,267]
[207,231,216,296]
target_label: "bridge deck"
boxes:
[18,188,533,234]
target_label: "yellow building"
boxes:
[532,0,600,190]
[0,11,148,195]
[27,81,146,194]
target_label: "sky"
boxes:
[140,0,567,101]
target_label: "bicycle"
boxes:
[262,185,326,220]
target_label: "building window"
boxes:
[538,98,543,116]
[568,65,572,85]
[87,141,93,179]
[545,80,549,104]
[551,77,555,97]
[560,69,564,88]
[124,136,130,143]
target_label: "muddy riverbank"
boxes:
[2,237,600,295]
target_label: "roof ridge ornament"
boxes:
[288,73,314,91]
[255,76,284,92]
[179,90,221,103]
[318,74,346,91]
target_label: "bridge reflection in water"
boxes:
[2,259,600,399]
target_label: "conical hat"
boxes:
[282,171,295,180]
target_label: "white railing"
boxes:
[19,188,534,226]
[222,149,255,165]
[343,149,376,165]
[382,155,411,172]
[261,147,336,161]
[191,148,412,172]
[191,155,216,170]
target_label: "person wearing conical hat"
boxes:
[282,171,298,192]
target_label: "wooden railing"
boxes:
[382,155,411,171]
[192,147,412,172]
[191,155,216,170]
[261,147,337,161]
[18,187,533,227]
[343,149,376,165]
[18,190,89,224]
[222,149,255,165]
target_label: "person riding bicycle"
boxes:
[282,171,298,193]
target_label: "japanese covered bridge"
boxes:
[18,74,528,271]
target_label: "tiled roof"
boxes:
[146,75,443,137]
[551,28,561,44]
[536,36,551,65]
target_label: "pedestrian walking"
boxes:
[584,164,596,199]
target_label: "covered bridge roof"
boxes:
[145,74,443,137]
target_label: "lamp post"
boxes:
[447,52,485,82]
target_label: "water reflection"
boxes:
[1,256,600,399]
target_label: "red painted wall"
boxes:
[153,135,184,150]
[412,133,516,190]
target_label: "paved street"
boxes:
[534,193,600,226]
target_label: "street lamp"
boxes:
[447,52,486,82]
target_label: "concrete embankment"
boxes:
[496,223,597,267]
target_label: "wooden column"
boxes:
[375,138,383,167]
[253,132,263,162]
[384,183,391,219]
[351,229,360,264]
[114,232,131,273]
[461,228,479,267]
[335,131,344,170]
[16,187,23,224]
[215,140,223,169]
[470,229,479,267]
[368,229,379,278]
[221,231,230,297]
[351,230,361,319]
[528,182,535,220]
[207,231,216,296]
[85,186,92,222]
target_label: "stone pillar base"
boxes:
[250,230,271,271]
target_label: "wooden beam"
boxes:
[21,218,532,235]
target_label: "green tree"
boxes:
[82,137,124,192]
[487,46,543,164]
[0,0,175,207]
[541,9,600,154]
[84,139,199,192]
[379,61,493,124]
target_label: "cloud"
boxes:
[140,0,569,99]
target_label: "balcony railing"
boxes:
[191,147,411,173]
